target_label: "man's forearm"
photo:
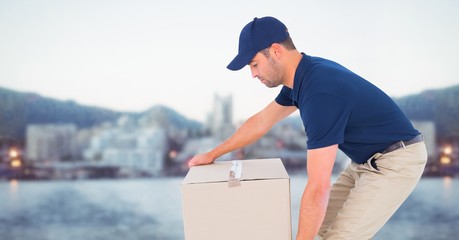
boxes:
[188,102,296,167]
[209,101,296,159]
[209,113,268,159]
[296,183,330,240]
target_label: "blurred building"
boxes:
[412,121,436,161]
[26,124,77,162]
[411,120,439,175]
[207,94,234,140]
[83,115,167,176]
[245,116,311,170]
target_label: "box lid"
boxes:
[182,158,289,185]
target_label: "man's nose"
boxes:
[250,67,258,78]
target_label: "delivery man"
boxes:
[188,16,427,240]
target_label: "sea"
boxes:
[0,175,458,240]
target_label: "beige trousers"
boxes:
[318,142,428,240]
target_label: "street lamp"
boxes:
[10,159,22,168]
[443,145,453,155]
[440,156,451,165]
[9,149,19,158]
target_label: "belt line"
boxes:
[381,134,423,154]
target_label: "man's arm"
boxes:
[296,144,337,240]
[188,101,297,167]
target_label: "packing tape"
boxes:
[228,160,242,188]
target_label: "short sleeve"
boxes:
[275,86,294,106]
[301,93,353,149]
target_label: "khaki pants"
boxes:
[318,142,427,240]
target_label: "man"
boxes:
[188,16,427,240]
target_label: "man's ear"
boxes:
[270,43,283,58]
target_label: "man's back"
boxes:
[276,54,419,163]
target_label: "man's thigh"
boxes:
[319,165,356,237]
[322,142,427,240]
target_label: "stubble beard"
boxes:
[263,56,283,88]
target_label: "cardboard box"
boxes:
[181,158,291,240]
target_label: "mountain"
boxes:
[0,87,124,140]
[1,84,458,142]
[394,84,459,140]
[0,87,202,141]
[139,105,203,130]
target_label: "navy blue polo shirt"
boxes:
[275,53,419,164]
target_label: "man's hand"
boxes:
[188,152,215,168]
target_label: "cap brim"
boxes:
[227,51,257,71]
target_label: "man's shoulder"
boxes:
[309,56,353,75]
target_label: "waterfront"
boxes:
[0,176,458,240]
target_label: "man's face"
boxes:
[249,50,283,88]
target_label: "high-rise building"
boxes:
[83,115,168,176]
[26,124,77,162]
[412,120,436,160]
[208,94,234,140]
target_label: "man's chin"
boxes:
[264,83,280,88]
[261,79,281,88]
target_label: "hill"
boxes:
[139,105,203,130]
[395,84,459,141]
[0,87,202,141]
[1,84,458,142]
[0,87,123,140]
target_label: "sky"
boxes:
[1,0,458,122]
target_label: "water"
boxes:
[0,176,458,240]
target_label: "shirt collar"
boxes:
[291,53,312,103]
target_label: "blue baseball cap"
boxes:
[227,16,290,71]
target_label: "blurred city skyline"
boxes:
[1,0,459,122]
